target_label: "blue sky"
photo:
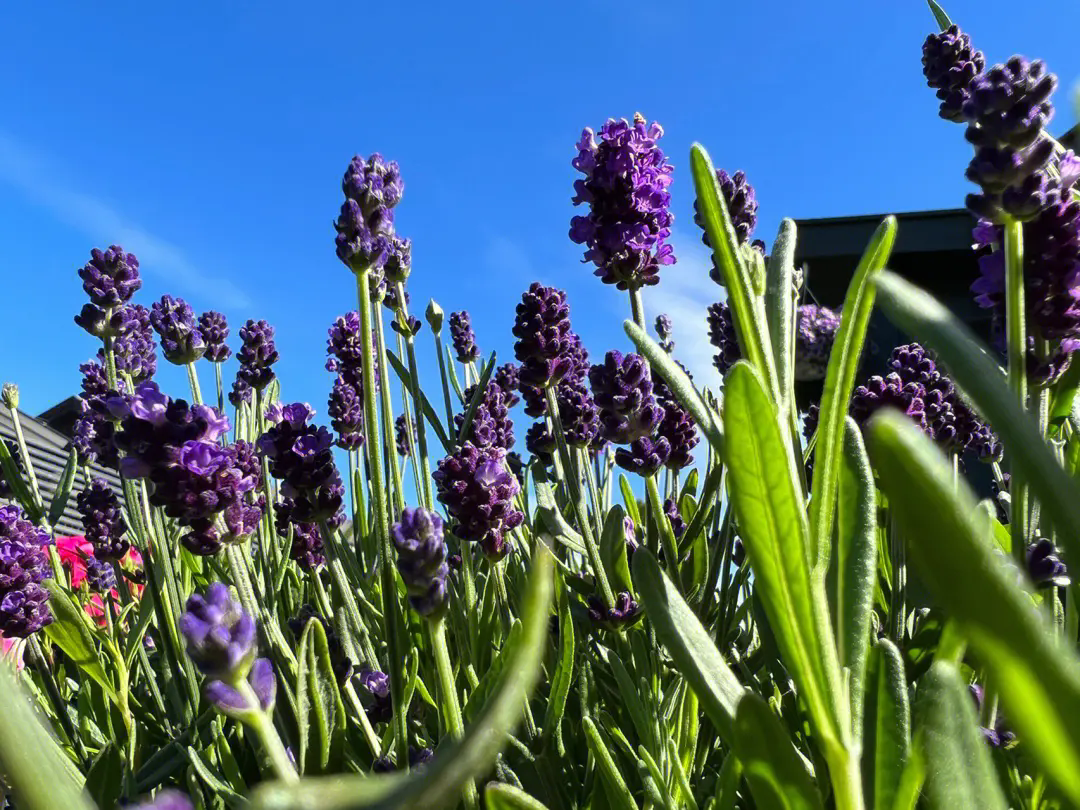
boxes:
[1,0,1078,428]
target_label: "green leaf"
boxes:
[632,549,743,744]
[861,639,910,810]
[765,218,798,414]
[918,662,1006,810]
[0,656,96,810]
[186,745,250,807]
[808,216,896,569]
[385,348,452,452]
[734,692,824,810]
[867,410,1080,807]
[456,351,497,445]
[47,447,78,528]
[690,143,776,398]
[678,463,723,557]
[43,580,117,701]
[624,319,725,455]
[873,271,1080,582]
[252,545,555,810]
[619,474,642,527]
[483,782,554,810]
[829,417,878,735]
[926,0,953,29]
[542,578,575,755]
[722,361,842,750]
[533,465,587,556]
[0,436,41,522]
[297,617,346,774]
[84,743,124,810]
[582,717,638,810]
[463,621,521,724]
[599,504,633,593]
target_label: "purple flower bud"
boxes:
[354,667,392,723]
[276,501,326,571]
[391,507,450,618]
[614,435,670,477]
[795,304,841,382]
[108,304,158,383]
[78,245,141,308]
[150,296,206,365]
[707,302,740,376]
[1026,538,1069,589]
[695,169,758,261]
[198,311,232,363]
[434,443,523,560]
[589,351,664,445]
[384,235,412,283]
[258,404,344,523]
[180,584,257,679]
[328,376,366,450]
[493,363,521,408]
[922,25,986,122]
[513,283,580,390]
[456,382,515,450]
[0,505,54,638]
[449,311,480,363]
[395,413,413,458]
[525,421,556,466]
[76,478,129,561]
[236,320,279,390]
[587,591,643,630]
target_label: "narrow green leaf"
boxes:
[619,474,642,527]
[678,463,723,557]
[867,410,1080,806]
[632,549,743,743]
[297,617,346,774]
[252,545,555,810]
[809,216,896,569]
[765,218,798,414]
[483,782,554,810]
[874,271,1080,576]
[463,622,521,724]
[690,143,776,398]
[532,465,587,556]
[926,0,953,29]
[186,745,250,806]
[829,417,877,735]
[385,348,452,452]
[734,692,824,810]
[624,319,725,455]
[918,662,1006,810]
[0,437,41,522]
[542,579,575,755]
[722,361,842,749]
[861,639,910,810]
[47,447,78,527]
[583,717,639,810]
[0,658,95,810]
[599,504,633,593]
[43,580,117,701]
[84,743,124,810]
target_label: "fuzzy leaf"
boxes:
[43,580,117,702]
[297,617,346,774]
[861,638,910,809]
[734,692,823,810]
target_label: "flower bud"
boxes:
[1,383,18,410]
[426,299,444,333]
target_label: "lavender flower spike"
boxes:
[76,477,129,561]
[449,310,480,363]
[150,295,206,365]
[237,319,279,390]
[79,245,142,308]
[0,504,54,638]
[198,311,232,363]
[391,507,450,618]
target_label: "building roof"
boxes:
[0,407,122,537]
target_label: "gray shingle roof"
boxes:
[0,408,122,536]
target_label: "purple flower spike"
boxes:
[391,507,450,618]
[107,304,157,382]
[79,245,141,308]
[706,302,741,376]
[236,320,279,390]
[589,351,664,445]
[493,363,522,408]
[514,283,582,391]
[230,377,253,408]
[180,584,256,679]
[130,790,194,810]
[449,311,481,363]
[1026,538,1069,589]
[328,376,365,450]
[695,169,758,259]
[657,401,698,470]
[434,443,523,560]
[456,381,515,451]
[0,505,54,638]
[795,304,841,382]
[198,311,232,363]
[384,235,412,283]
[395,413,413,457]
[335,154,403,271]
[76,478,129,561]
[258,403,344,523]
[276,501,326,571]
[556,380,600,448]
[354,667,392,723]
[614,435,671,477]
[150,295,206,365]
[570,114,675,291]
[922,25,986,122]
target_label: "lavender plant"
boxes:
[2,5,1080,809]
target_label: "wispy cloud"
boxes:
[0,130,252,309]
[647,230,726,391]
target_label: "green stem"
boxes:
[629,288,647,332]
[431,619,478,809]
[8,405,43,510]
[186,362,203,405]
[214,362,225,416]
[399,284,435,509]
[645,475,680,581]
[27,637,89,768]
[1004,219,1029,560]
[373,309,406,517]
[544,387,615,608]
[356,268,410,770]
[434,333,457,429]
[240,692,298,783]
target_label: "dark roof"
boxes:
[0,407,122,537]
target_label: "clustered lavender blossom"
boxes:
[236,320,279,391]
[181,584,276,714]
[706,301,740,376]
[456,381,515,450]
[334,154,404,271]
[513,283,590,416]
[75,246,142,331]
[198,311,232,363]
[695,169,758,284]
[449,311,480,363]
[258,403,344,525]
[587,591,642,630]
[108,304,157,382]
[275,501,325,571]
[1026,538,1069,589]
[570,114,675,290]
[130,790,194,810]
[922,25,986,123]
[590,351,673,475]
[0,504,54,638]
[851,343,1000,460]
[795,304,841,382]
[150,295,206,365]
[76,478,129,561]
[72,361,123,468]
[391,507,450,618]
[434,444,523,560]
[325,311,380,448]
[395,413,412,457]
[111,382,263,555]
[493,363,521,408]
